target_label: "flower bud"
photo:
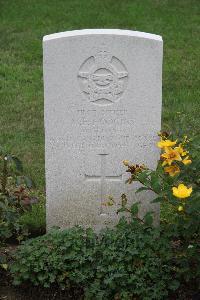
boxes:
[123,160,129,166]
[178,205,184,212]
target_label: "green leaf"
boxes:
[11,156,23,172]
[169,279,180,291]
[150,172,161,193]
[24,176,33,188]
[130,203,139,216]
[135,186,150,194]
[137,171,149,184]
[151,197,164,203]
[144,212,153,226]
[16,176,23,186]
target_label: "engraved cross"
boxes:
[85,154,122,213]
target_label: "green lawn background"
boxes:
[0,0,199,190]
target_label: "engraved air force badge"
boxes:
[78,50,128,106]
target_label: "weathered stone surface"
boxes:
[43,29,163,231]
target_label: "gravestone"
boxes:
[43,29,163,230]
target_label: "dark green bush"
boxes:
[85,219,175,300]
[11,216,199,300]
[11,227,97,290]
[0,148,39,243]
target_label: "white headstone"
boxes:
[43,29,163,231]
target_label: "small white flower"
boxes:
[4,156,8,161]
[188,245,193,249]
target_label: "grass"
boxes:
[19,192,46,235]
[0,0,199,190]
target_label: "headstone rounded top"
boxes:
[44,27,163,230]
[43,29,162,42]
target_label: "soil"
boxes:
[0,273,83,300]
[1,272,199,300]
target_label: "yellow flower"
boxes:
[161,147,182,166]
[164,165,180,177]
[157,139,177,149]
[123,160,129,166]
[172,184,193,199]
[178,206,184,212]
[174,144,188,157]
[182,156,192,165]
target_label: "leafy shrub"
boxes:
[121,133,200,292]
[11,227,97,290]
[85,219,176,300]
[0,193,26,242]
[11,218,194,300]
[0,148,38,243]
